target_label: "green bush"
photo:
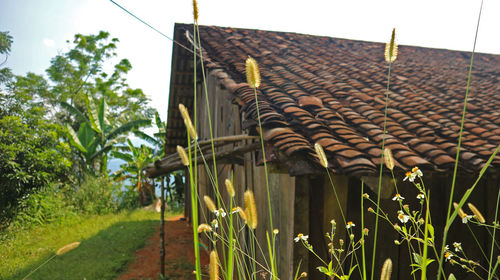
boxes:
[116,184,140,210]
[9,184,76,229]
[68,176,120,215]
[0,115,72,227]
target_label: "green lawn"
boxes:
[0,209,176,280]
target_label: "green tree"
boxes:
[132,111,167,158]
[63,95,150,176]
[0,93,72,228]
[0,31,13,86]
[111,139,155,205]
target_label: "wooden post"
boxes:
[160,176,165,277]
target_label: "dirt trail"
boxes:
[119,215,209,280]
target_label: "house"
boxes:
[146,23,500,279]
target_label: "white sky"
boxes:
[1,0,499,123]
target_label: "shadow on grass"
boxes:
[10,219,159,280]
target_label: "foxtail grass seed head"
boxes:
[197,223,213,233]
[179,104,198,140]
[56,241,80,255]
[192,0,199,23]
[204,196,217,213]
[176,145,189,166]
[383,148,395,170]
[384,28,398,63]
[237,207,248,222]
[209,250,219,280]
[453,202,467,218]
[245,56,261,88]
[380,258,393,280]
[224,178,235,197]
[314,142,328,168]
[467,203,485,223]
[244,190,258,229]
[184,119,198,140]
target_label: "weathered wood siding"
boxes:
[190,70,500,280]
[194,71,296,279]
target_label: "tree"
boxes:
[0,31,13,86]
[63,95,151,176]
[111,139,155,205]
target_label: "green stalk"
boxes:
[361,181,367,280]
[191,23,201,280]
[227,194,235,279]
[370,61,392,280]
[421,190,431,280]
[488,187,500,279]
[251,86,277,279]
[436,2,483,279]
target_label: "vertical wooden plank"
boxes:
[308,175,326,280]
[278,174,295,280]
[294,175,311,278]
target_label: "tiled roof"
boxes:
[177,24,500,175]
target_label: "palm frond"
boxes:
[66,124,87,153]
[106,119,151,141]
[133,130,160,146]
[60,101,87,122]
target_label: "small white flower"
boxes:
[211,219,218,229]
[462,215,473,224]
[403,171,416,182]
[417,193,425,200]
[392,193,405,201]
[294,233,309,242]
[231,207,240,214]
[412,167,423,178]
[445,251,453,261]
[346,221,355,229]
[453,242,462,252]
[214,208,226,217]
[397,211,410,223]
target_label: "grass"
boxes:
[0,209,179,280]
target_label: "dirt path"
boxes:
[119,215,209,280]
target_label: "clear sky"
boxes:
[1,0,499,122]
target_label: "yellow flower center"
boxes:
[412,167,419,173]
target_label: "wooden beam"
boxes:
[146,142,261,178]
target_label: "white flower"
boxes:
[294,233,309,242]
[346,221,355,229]
[211,219,218,229]
[462,215,473,224]
[231,207,240,214]
[417,193,425,200]
[403,171,416,182]
[453,242,462,252]
[397,211,410,223]
[412,167,423,178]
[392,193,405,201]
[403,167,423,182]
[445,251,453,261]
[214,208,226,217]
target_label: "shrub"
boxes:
[9,183,76,229]
[67,175,120,215]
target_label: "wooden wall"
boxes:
[190,70,500,279]
[293,172,500,280]
[194,71,297,279]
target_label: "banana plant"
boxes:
[132,111,166,159]
[62,94,151,176]
[111,139,155,202]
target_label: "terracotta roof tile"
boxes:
[173,24,500,174]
